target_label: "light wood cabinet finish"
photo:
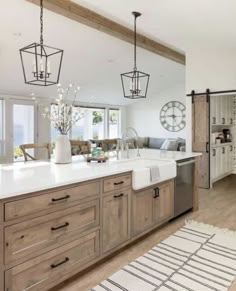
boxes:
[103,174,131,193]
[0,169,199,291]
[102,190,130,253]
[5,231,99,291]
[132,180,174,236]
[153,181,174,223]
[5,199,99,266]
[5,181,100,221]
[132,188,154,236]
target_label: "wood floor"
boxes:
[55,175,236,291]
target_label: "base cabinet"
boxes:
[211,145,233,182]
[132,188,154,236]
[153,182,173,223]
[132,180,174,236]
[102,190,130,253]
[0,175,176,291]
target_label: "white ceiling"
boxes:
[0,0,186,105]
[74,0,236,51]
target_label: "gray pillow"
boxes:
[148,138,165,149]
[160,139,178,151]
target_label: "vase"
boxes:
[54,134,72,164]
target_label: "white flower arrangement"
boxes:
[43,83,83,135]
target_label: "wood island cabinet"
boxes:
[0,173,176,291]
[102,190,130,253]
[132,180,174,236]
[132,188,154,236]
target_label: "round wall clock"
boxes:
[160,101,186,132]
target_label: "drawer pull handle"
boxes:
[114,181,124,186]
[114,193,124,198]
[222,118,225,124]
[212,117,216,124]
[51,222,69,231]
[51,257,69,269]
[51,195,70,202]
[153,187,159,198]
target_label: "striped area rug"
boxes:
[91,221,236,291]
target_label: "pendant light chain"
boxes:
[40,0,44,46]
[134,14,137,71]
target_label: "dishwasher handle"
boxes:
[177,160,195,167]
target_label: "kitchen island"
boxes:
[0,149,201,291]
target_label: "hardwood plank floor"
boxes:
[54,175,236,291]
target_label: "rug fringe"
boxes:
[185,220,236,238]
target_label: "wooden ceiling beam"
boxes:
[25,0,185,65]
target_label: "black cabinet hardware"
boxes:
[51,195,70,202]
[153,187,159,198]
[222,147,225,154]
[114,193,124,198]
[213,149,216,157]
[222,118,225,124]
[212,117,216,124]
[206,142,209,153]
[114,181,124,186]
[51,222,69,231]
[51,257,69,269]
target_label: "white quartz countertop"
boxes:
[0,149,201,200]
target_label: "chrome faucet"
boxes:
[121,127,141,157]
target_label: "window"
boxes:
[13,103,35,162]
[50,105,121,142]
[109,109,120,138]
[0,99,4,158]
[72,107,105,140]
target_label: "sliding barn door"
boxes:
[192,95,210,189]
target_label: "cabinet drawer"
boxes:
[5,199,100,265]
[103,174,131,193]
[5,181,100,221]
[5,231,100,291]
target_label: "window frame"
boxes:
[50,104,121,141]
[108,108,121,139]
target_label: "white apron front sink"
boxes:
[111,158,176,190]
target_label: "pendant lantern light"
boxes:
[19,0,63,86]
[121,12,150,99]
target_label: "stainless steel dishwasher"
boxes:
[174,158,195,218]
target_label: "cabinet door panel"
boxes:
[211,149,216,180]
[132,189,154,236]
[102,190,130,253]
[154,181,174,223]
[211,97,216,125]
[216,147,222,178]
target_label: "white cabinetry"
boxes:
[211,95,233,125]
[210,94,234,186]
[211,144,233,183]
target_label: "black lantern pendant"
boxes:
[19,0,63,86]
[121,12,150,99]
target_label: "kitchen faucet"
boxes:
[120,127,141,158]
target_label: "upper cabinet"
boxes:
[211,95,233,125]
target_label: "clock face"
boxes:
[160,101,186,132]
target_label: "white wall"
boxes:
[126,83,186,139]
[185,48,236,151]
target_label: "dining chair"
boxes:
[19,143,51,161]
